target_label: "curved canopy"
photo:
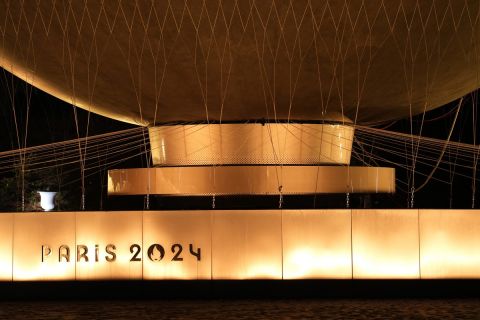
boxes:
[0,1,479,126]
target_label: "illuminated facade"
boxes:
[2,209,479,281]
[0,1,479,282]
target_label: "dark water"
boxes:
[0,299,479,320]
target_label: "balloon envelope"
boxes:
[0,1,479,125]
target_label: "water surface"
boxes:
[0,299,479,319]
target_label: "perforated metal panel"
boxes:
[149,123,354,166]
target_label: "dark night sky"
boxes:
[0,69,479,211]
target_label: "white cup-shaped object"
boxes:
[38,191,57,211]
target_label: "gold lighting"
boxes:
[352,210,420,279]
[283,210,352,279]
[1,209,480,280]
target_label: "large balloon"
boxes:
[0,1,479,125]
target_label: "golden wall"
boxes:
[1,209,480,280]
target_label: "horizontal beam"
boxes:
[107,166,395,195]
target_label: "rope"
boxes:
[415,98,463,192]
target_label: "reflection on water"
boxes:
[0,299,479,320]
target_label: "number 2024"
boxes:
[130,243,201,262]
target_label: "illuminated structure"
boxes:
[109,117,395,197]
[0,1,479,126]
[0,209,478,281]
[0,1,479,281]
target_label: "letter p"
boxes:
[42,245,52,262]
